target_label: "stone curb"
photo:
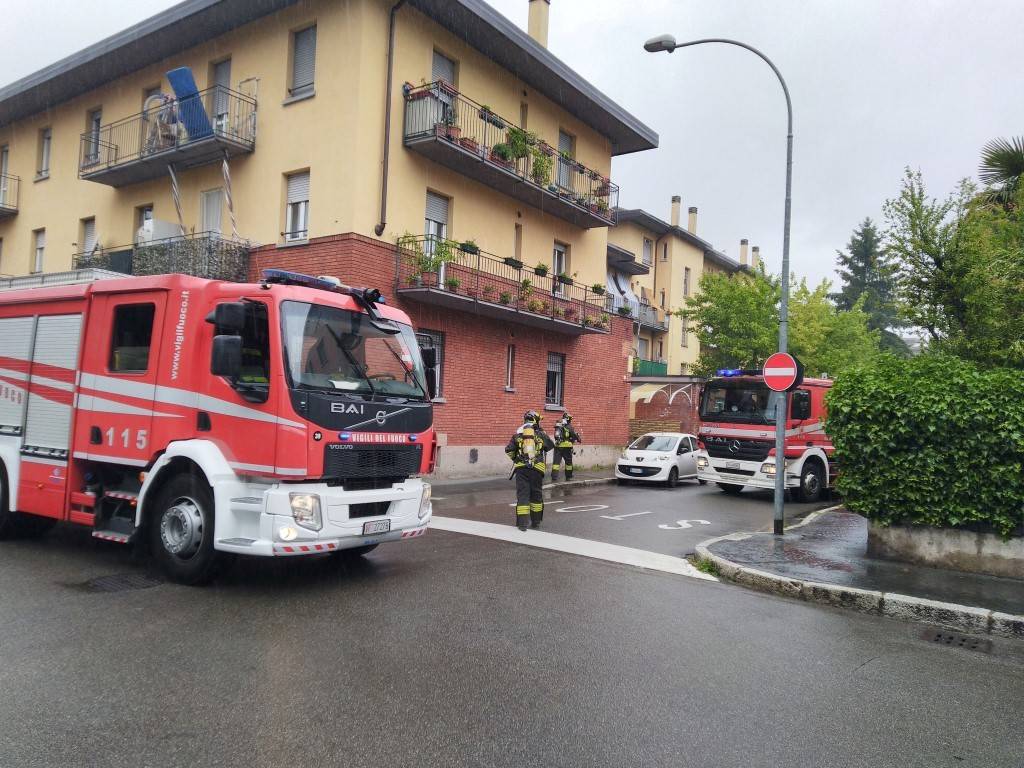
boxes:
[695,525,1024,641]
[542,477,616,490]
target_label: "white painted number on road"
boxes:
[558,504,609,513]
[658,519,712,530]
[601,510,655,521]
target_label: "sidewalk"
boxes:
[698,510,1024,639]
[430,468,614,494]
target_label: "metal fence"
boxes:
[78,86,257,175]
[73,232,251,282]
[0,173,19,211]
[395,235,611,331]
[403,83,619,224]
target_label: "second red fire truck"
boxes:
[694,369,835,502]
[0,269,437,583]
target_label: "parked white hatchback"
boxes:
[615,432,704,487]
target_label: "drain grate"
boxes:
[85,573,163,593]
[922,629,992,653]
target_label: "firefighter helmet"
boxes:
[563,412,573,422]
[523,410,540,425]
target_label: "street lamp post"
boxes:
[645,34,793,536]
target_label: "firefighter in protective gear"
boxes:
[551,412,582,481]
[505,411,554,530]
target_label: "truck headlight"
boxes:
[289,493,322,531]
[418,484,432,520]
[761,462,776,476]
[696,456,709,470]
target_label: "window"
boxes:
[37,128,52,177]
[545,352,565,406]
[211,58,232,125]
[505,345,515,389]
[657,341,664,359]
[84,109,102,163]
[239,302,271,389]
[681,316,689,348]
[642,238,653,266]
[424,190,449,241]
[201,188,224,234]
[661,243,668,261]
[519,102,529,129]
[109,304,155,373]
[557,130,574,188]
[684,266,692,296]
[432,50,456,88]
[514,223,523,262]
[80,217,97,254]
[142,85,162,109]
[0,145,9,207]
[32,229,45,273]
[285,171,310,240]
[290,25,317,97]
[638,338,649,359]
[135,204,154,240]
[552,242,568,295]
[659,289,665,309]
[419,328,445,398]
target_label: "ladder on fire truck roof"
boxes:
[0,268,127,291]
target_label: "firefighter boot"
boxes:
[529,502,543,529]
[516,505,530,531]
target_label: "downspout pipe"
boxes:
[375,0,407,237]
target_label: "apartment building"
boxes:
[607,197,740,377]
[0,0,658,476]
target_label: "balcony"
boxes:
[78,86,256,187]
[632,358,668,377]
[73,231,250,282]
[0,174,19,218]
[611,298,670,333]
[395,235,610,335]
[403,83,619,229]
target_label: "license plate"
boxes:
[726,461,741,469]
[629,468,643,474]
[362,519,391,535]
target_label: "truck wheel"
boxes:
[697,479,708,486]
[794,461,825,503]
[717,482,744,495]
[148,474,223,586]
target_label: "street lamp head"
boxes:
[644,34,678,53]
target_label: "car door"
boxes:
[678,436,697,477]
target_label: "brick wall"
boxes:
[249,234,631,448]
[630,379,703,438]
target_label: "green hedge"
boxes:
[825,355,1024,538]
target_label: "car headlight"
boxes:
[761,462,776,476]
[289,493,322,531]
[696,456,709,470]
[658,455,673,462]
[418,484,432,520]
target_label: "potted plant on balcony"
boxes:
[459,239,480,255]
[482,284,496,300]
[405,82,432,100]
[581,315,595,328]
[459,135,480,154]
[531,153,553,187]
[617,305,633,318]
[596,177,612,196]
[590,283,605,296]
[526,299,543,313]
[490,143,515,169]
[444,113,461,142]
[598,314,611,329]
[445,276,461,292]
[534,262,549,277]
[556,272,574,286]
[503,256,524,270]
[479,105,506,130]
[537,139,555,157]
[498,290,513,305]
[540,300,551,315]
[507,127,535,160]
[519,278,533,300]
[553,306,566,319]
[596,199,610,215]
[563,305,576,320]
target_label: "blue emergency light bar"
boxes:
[262,269,385,304]
[716,368,761,377]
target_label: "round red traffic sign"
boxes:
[763,352,802,392]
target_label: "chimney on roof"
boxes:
[740,239,749,266]
[670,195,681,227]
[687,206,698,234]
[751,246,760,270]
[528,0,550,48]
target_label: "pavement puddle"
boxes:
[429,516,717,582]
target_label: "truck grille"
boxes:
[704,436,771,462]
[323,444,422,481]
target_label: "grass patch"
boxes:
[691,556,721,577]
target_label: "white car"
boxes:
[615,432,705,487]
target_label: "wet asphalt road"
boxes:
[1,483,1023,767]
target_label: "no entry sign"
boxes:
[763,352,803,392]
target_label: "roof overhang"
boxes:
[615,208,741,273]
[607,243,649,275]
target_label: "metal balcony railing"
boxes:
[606,297,670,331]
[73,232,251,282]
[403,83,619,228]
[633,358,668,376]
[78,86,256,186]
[395,234,611,334]
[0,173,19,217]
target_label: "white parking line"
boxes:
[429,516,717,581]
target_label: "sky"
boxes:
[3,0,1023,286]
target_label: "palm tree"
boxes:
[979,136,1024,207]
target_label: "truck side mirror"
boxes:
[791,391,811,421]
[206,302,246,334]
[211,335,242,378]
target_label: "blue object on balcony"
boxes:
[166,67,213,141]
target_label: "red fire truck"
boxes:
[0,269,436,583]
[694,369,834,502]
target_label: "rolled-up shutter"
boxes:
[432,51,456,86]
[82,219,97,253]
[425,191,449,225]
[287,171,310,204]
[24,314,82,452]
[291,26,317,94]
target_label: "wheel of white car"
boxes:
[665,467,679,488]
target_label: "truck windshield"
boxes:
[700,380,786,424]
[281,301,429,399]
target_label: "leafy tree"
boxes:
[789,279,881,377]
[882,168,974,340]
[832,218,906,354]
[979,135,1024,208]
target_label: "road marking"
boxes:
[431,497,447,501]
[658,519,712,530]
[600,510,654,521]
[429,516,717,582]
[558,504,608,513]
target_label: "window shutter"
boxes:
[82,219,96,252]
[213,59,232,116]
[425,191,449,225]
[292,26,317,92]
[287,172,310,204]
[201,189,223,233]
[35,230,46,249]
[558,130,573,155]
[431,51,456,86]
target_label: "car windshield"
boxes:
[630,435,678,452]
[281,301,429,399]
[701,380,786,424]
